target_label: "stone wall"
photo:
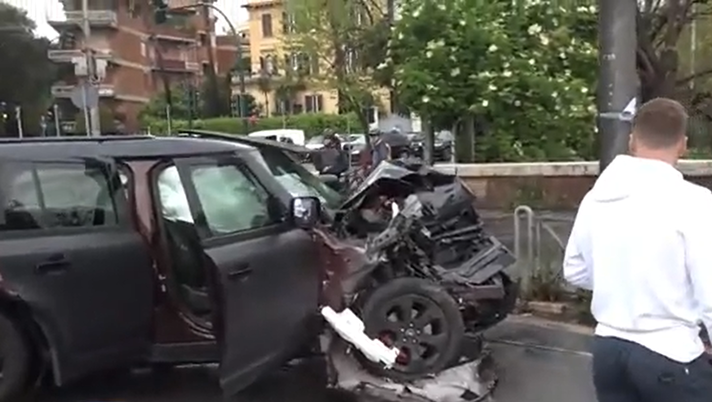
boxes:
[442,160,712,210]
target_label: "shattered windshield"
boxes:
[252,148,343,210]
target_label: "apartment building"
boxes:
[215,23,249,76]
[240,0,340,116]
[48,0,237,131]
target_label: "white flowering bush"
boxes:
[386,0,598,161]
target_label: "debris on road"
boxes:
[323,334,497,402]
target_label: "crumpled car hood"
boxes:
[340,160,456,211]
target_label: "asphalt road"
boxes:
[35,316,594,402]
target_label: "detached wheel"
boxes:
[0,314,31,402]
[357,278,465,381]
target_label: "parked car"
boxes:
[248,128,306,145]
[305,135,325,151]
[342,134,367,166]
[180,130,518,380]
[408,131,454,162]
[0,136,325,401]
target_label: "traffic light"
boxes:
[152,0,168,24]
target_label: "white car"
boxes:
[248,129,306,146]
[305,135,325,151]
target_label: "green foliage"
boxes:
[139,85,198,122]
[73,105,119,134]
[0,3,55,135]
[139,77,257,122]
[142,112,360,137]
[389,0,598,161]
[285,0,385,130]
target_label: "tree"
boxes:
[637,0,712,101]
[140,76,258,122]
[256,74,272,117]
[388,0,597,162]
[139,84,199,122]
[284,0,385,130]
[0,4,56,136]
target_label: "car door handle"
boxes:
[227,264,252,280]
[35,254,71,275]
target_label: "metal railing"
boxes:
[513,205,575,298]
[63,10,118,26]
[47,49,113,63]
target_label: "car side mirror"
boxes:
[290,196,321,228]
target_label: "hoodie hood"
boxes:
[589,155,683,203]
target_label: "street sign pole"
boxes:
[15,106,23,138]
[53,104,61,136]
[81,85,91,136]
[82,0,101,136]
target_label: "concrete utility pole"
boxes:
[597,0,638,171]
[82,0,101,136]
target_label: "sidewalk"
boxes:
[485,315,596,402]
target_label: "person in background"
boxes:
[368,128,391,170]
[563,98,712,402]
[315,129,348,177]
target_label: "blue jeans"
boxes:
[592,336,712,402]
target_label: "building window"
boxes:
[304,94,323,113]
[261,14,273,38]
[259,55,277,75]
[281,12,295,34]
[345,47,357,74]
[310,54,320,75]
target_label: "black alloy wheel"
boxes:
[357,278,465,381]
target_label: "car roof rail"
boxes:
[0,135,154,144]
[179,129,312,154]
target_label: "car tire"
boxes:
[0,314,31,402]
[356,278,465,381]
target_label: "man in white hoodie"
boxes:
[564,98,712,402]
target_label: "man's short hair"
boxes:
[632,98,688,149]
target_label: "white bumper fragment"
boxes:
[320,306,400,368]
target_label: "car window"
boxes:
[252,148,342,211]
[157,166,193,224]
[189,163,278,236]
[0,161,119,231]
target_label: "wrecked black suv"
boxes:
[0,136,326,400]
[180,130,518,381]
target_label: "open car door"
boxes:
[172,154,322,396]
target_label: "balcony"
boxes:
[47,49,113,63]
[48,10,118,30]
[51,84,116,98]
[152,58,201,73]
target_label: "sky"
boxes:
[1,0,248,39]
